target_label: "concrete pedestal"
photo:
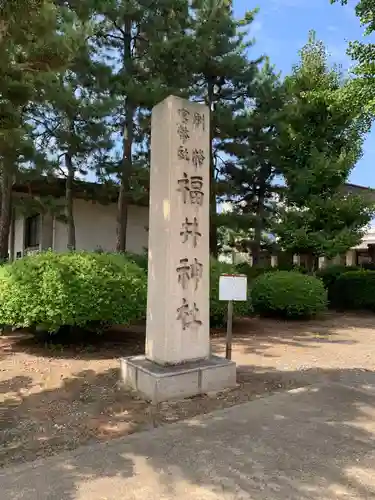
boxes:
[120,355,236,404]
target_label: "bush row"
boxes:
[10,252,375,336]
[0,251,148,333]
[316,264,375,311]
[0,252,252,333]
[235,261,308,281]
[251,271,327,319]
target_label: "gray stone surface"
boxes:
[120,355,236,403]
[2,373,375,500]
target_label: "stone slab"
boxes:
[120,355,236,403]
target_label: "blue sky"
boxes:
[233,0,375,188]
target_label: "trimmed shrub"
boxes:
[235,262,270,281]
[0,251,147,332]
[124,250,148,273]
[210,259,250,327]
[331,270,375,311]
[361,262,375,271]
[235,261,308,282]
[316,264,360,290]
[251,271,327,319]
[316,264,360,305]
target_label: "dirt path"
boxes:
[1,312,374,469]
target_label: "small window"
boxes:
[25,214,40,248]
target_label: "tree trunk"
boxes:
[208,80,218,258]
[116,18,133,253]
[305,253,315,273]
[9,207,15,261]
[65,153,76,251]
[0,168,12,262]
[252,191,265,267]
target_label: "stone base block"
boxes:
[120,355,236,403]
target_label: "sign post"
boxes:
[225,299,233,360]
[219,274,248,360]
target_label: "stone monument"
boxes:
[120,95,236,403]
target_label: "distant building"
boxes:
[219,183,375,268]
[8,178,148,260]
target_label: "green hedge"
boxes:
[124,251,148,273]
[0,252,253,333]
[330,270,375,311]
[123,255,251,326]
[316,265,360,305]
[251,271,327,319]
[123,256,252,327]
[235,261,308,282]
[316,264,360,290]
[0,251,147,332]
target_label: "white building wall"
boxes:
[14,217,24,257]
[12,199,149,256]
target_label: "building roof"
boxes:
[343,183,375,201]
[11,177,375,207]
[12,176,149,207]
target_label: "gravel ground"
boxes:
[1,312,374,469]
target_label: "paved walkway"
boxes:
[2,371,375,500]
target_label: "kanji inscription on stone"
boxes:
[192,148,205,169]
[176,257,203,290]
[192,111,205,131]
[177,173,204,205]
[180,217,201,247]
[176,299,202,330]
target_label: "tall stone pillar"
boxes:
[120,96,236,402]
[145,96,210,365]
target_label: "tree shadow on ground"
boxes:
[2,367,375,499]
[4,311,369,361]
[1,327,146,361]
[211,312,370,358]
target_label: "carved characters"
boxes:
[176,299,202,330]
[176,257,203,290]
[175,104,206,331]
[177,173,204,205]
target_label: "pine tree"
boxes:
[0,0,76,259]
[29,20,114,251]
[87,0,191,252]
[220,61,284,265]
[187,0,260,256]
[274,33,374,269]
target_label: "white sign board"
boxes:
[219,274,247,301]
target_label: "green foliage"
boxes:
[0,251,147,332]
[235,262,271,281]
[235,262,308,282]
[316,264,360,291]
[124,251,148,273]
[210,259,250,327]
[0,0,79,258]
[274,32,374,263]
[251,271,327,319]
[331,270,375,311]
[187,1,261,255]
[219,61,283,262]
[331,0,375,116]
[87,0,194,251]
